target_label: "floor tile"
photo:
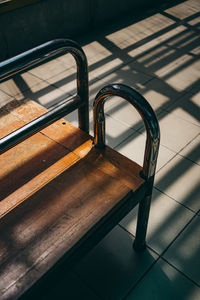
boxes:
[86,50,125,82]
[164,27,196,49]
[179,134,200,165]
[29,59,67,80]
[15,81,69,108]
[55,52,77,70]
[75,226,158,300]
[140,81,176,113]
[89,64,152,108]
[125,258,200,300]
[96,114,136,149]
[138,77,184,112]
[103,96,145,131]
[189,82,200,95]
[47,58,126,99]
[155,54,193,79]
[120,188,194,254]
[176,32,200,54]
[190,43,200,55]
[89,57,124,81]
[128,24,186,60]
[164,215,200,285]
[0,72,43,97]
[162,58,200,93]
[164,92,200,127]
[100,42,135,65]
[0,90,13,108]
[147,110,200,153]
[106,13,174,49]
[188,14,200,26]
[88,66,152,131]
[47,66,107,105]
[115,131,176,172]
[165,0,200,20]
[107,63,152,87]
[155,154,200,213]
[82,41,113,66]
[46,67,77,97]
[126,20,200,93]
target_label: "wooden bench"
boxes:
[0,39,160,300]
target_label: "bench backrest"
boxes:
[0,39,89,155]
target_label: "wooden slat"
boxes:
[75,140,144,190]
[0,105,79,217]
[0,155,133,299]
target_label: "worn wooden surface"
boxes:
[0,99,145,299]
[0,102,79,218]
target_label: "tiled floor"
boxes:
[0,0,200,299]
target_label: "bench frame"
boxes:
[0,39,160,299]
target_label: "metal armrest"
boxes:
[93,83,160,180]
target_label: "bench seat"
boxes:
[0,99,145,299]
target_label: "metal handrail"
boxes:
[0,39,89,155]
[93,84,160,180]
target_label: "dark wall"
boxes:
[0,0,169,61]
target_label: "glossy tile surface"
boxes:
[164,216,200,285]
[155,154,200,213]
[125,258,200,300]
[120,188,194,254]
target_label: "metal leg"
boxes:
[133,181,154,252]
[92,84,160,252]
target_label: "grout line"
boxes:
[113,131,137,151]
[163,108,200,129]
[155,151,178,173]
[118,223,136,237]
[157,213,197,258]
[177,133,200,165]
[117,225,162,299]
[154,186,198,215]
[179,153,200,167]
[122,213,199,299]
[122,255,161,300]
[118,224,161,258]
[0,88,14,99]
[153,132,200,175]
[161,256,200,287]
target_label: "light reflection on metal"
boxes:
[0,39,89,155]
[93,83,160,180]
[0,95,81,155]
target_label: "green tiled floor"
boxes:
[0,0,199,298]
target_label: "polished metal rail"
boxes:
[93,84,160,250]
[0,95,81,155]
[93,84,160,180]
[0,39,89,155]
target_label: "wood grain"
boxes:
[0,104,79,216]
[4,99,90,152]
[0,98,145,299]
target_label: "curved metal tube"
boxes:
[93,84,160,179]
[0,95,81,155]
[0,38,89,132]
